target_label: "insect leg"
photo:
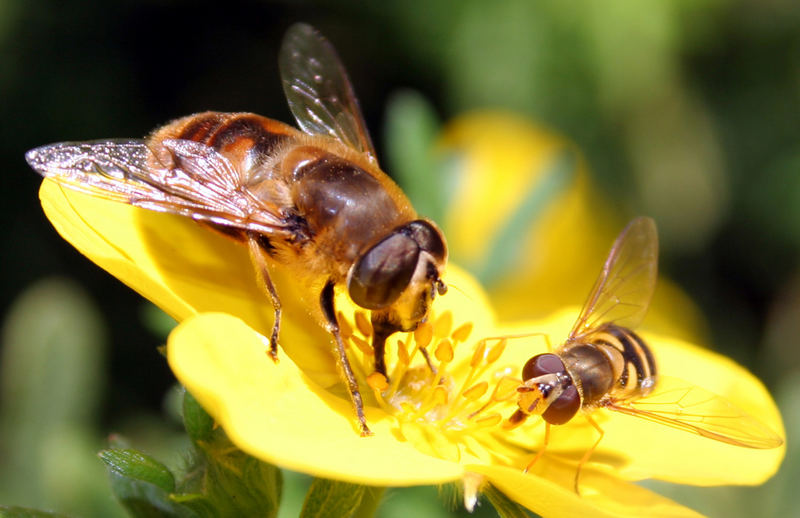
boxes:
[574,414,605,494]
[471,376,523,420]
[524,422,550,473]
[321,279,372,437]
[247,234,282,361]
[418,346,438,374]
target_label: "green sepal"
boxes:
[483,483,533,518]
[99,448,175,493]
[299,478,366,518]
[198,439,282,518]
[168,493,217,518]
[182,389,214,443]
[0,506,74,518]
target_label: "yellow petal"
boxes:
[39,180,341,386]
[167,312,464,485]
[472,460,703,518]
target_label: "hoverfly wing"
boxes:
[26,139,286,235]
[279,23,377,163]
[568,216,658,341]
[27,139,154,204]
[606,376,783,449]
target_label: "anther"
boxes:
[337,311,353,339]
[435,339,454,363]
[485,338,507,364]
[462,381,489,401]
[451,322,473,343]
[354,311,372,337]
[433,311,453,338]
[349,335,374,356]
[367,372,389,391]
[473,413,502,427]
[396,339,410,366]
[414,322,433,348]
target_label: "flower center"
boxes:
[338,308,533,463]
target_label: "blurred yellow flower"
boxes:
[437,111,709,344]
[39,180,785,518]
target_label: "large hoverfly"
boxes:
[26,23,447,436]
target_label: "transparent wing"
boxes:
[279,23,377,163]
[607,376,783,449]
[26,139,286,235]
[568,216,658,341]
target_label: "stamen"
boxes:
[415,385,450,417]
[433,385,449,406]
[441,336,516,425]
[337,311,353,339]
[451,322,473,343]
[470,340,487,368]
[350,334,374,357]
[354,311,372,337]
[366,372,390,409]
[336,308,537,464]
[472,413,502,428]
[435,339,454,363]
[383,338,412,398]
[367,372,388,391]
[463,381,489,401]
[396,339,410,367]
[485,338,507,364]
[433,310,453,338]
[414,322,433,348]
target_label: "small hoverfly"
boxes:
[501,216,782,490]
[25,23,447,436]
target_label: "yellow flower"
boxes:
[437,111,709,344]
[39,179,785,517]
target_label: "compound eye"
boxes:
[522,353,565,381]
[348,233,420,310]
[403,220,446,261]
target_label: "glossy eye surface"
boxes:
[402,220,446,261]
[348,233,420,309]
[521,353,564,381]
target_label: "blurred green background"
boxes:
[1,0,799,516]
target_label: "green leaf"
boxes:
[384,90,445,224]
[473,148,578,286]
[0,506,73,518]
[299,478,366,518]
[106,471,198,518]
[99,449,175,493]
[183,390,214,443]
[482,484,532,518]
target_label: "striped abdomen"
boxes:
[560,324,657,406]
[149,111,296,175]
